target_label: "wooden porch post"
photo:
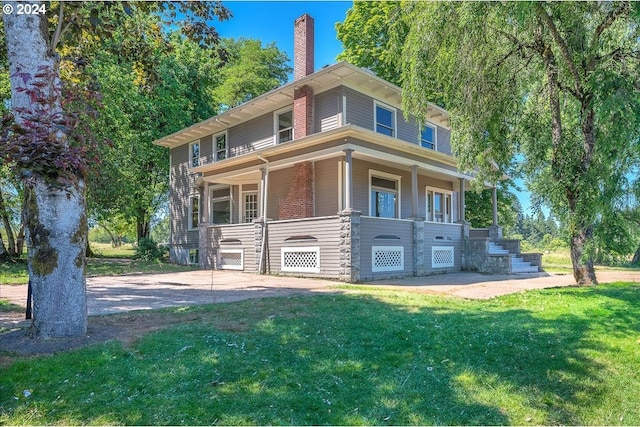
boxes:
[459,178,466,223]
[344,149,353,210]
[411,165,419,218]
[202,182,209,224]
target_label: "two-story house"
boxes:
[154,14,541,282]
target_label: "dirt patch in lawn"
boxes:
[0,297,301,367]
[0,309,254,367]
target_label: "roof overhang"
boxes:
[154,62,450,149]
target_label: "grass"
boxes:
[539,249,640,274]
[89,242,136,259]
[2,282,640,425]
[1,258,195,285]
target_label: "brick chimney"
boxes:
[294,14,314,81]
[278,15,315,221]
[293,14,314,139]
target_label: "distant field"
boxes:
[540,249,639,274]
[89,242,136,258]
[0,242,193,285]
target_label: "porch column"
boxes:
[492,186,498,226]
[411,165,419,218]
[489,185,502,242]
[343,149,354,210]
[202,181,209,224]
[459,178,466,223]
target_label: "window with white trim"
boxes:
[214,133,227,161]
[426,187,453,223]
[189,141,200,167]
[370,171,401,219]
[375,102,396,137]
[188,194,199,230]
[243,192,259,223]
[209,186,232,224]
[275,108,293,143]
[420,124,436,150]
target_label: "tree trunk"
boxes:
[24,180,88,338]
[98,223,119,247]
[632,244,640,265]
[86,241,95,258]
[0,188,17,256]
[15,223,24,257]
[569,225,598,285]
[540,32,597,286]
[4,2,88,338]
[0,233,8,261]
[137,211,151,241]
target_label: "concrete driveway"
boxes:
[2,269,639,321]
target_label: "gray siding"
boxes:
[265,216,341,278]
[314,158,339,216]
[437,126,452,155]
[200,134,213,162]
[170,143,199,251]
[314,88,341,132]
[204,223,256,271]
[359,217,415,280]
[345,87,373,130]
[424,223,463,273]
[228,111,275,157]
[344,86,453,156]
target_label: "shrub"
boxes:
[134,238,167,261]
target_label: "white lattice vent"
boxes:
[219,249,243,270]
[372,246,404,272]
[432,246,454,268]
[281,247,320,273]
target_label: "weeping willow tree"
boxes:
[384,1,640,284]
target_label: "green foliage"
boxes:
[338,1,640,282]
[464,185,519,232]
[336,1,405,84]
[134,237,166,261]
[2,285,640,424]
[214,38,291,109]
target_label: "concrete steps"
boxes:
[488,243,539,273]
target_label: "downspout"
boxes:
[258,155,269,274]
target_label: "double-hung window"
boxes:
[275,108,293,143]
[420,124,436,150]
[214,133,227,161]
[209,186,232,224]
[189,141,200,167]
[189,194,199,229]
[370,171,401,218]
[426,187,452,223]
[375,102,396,137]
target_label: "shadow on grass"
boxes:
[2,286,638,425]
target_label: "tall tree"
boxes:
[338,1,640,284]
[213,38,291,109]
[1,1,230,338]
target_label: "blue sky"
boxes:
[214,1,537,216]
[215,1,352,80]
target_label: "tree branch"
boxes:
[591,2,630,52]
[535,3,583,97]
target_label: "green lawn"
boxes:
[1,282,639,425]
[0,251,194,285]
